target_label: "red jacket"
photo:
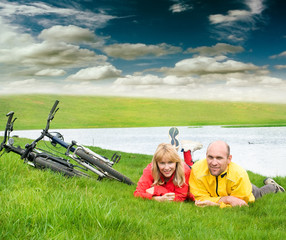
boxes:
[134,163,195,202]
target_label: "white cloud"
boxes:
[260,76,283,85]
[162,75,194,85]
[225,78,249,87]
[0,1,115,29]
[209,0,265,24]
[228,35,244,42]
[208,0,266,42]
[226,74,283,86]
[185,43,244,56]
[111,55,284,89]
[0,41,106,67]
[39,25,98,44]
[0,17,35,48]
[270,51,286,59]
[103,43,182,60]
[0,19,108,79]
[8,78,37,87]
[169,1,193,13]
[66,65,122,81]
[35,68,66,76]
[115,74,163,85]
[0,13,108,81]
[161,56,260,76]
[1,75,285,104]
[0,0,283,104]
[114,69,284,88]
[247,0,265,14]
[275,65,286,70]
[114,74,197,86]
[209,10,251,24]
[110,70,286,103]
[0,78,67,95]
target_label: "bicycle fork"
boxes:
[67,145,108,178]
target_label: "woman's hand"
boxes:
[146,187,155,195]
[153,192,175,202]
[146,187,175,202]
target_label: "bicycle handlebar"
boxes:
[44,100,59,132]
[5,111,15,135]
[1,111,16,150]
[49,100,59,120]
[6,111,15,123]
[22,100,60,158]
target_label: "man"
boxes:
[189,140,285,207]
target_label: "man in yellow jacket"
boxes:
[189,140,284,207]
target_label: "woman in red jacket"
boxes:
[134,143,194,202]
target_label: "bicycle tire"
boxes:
[33,156,88,177]
[75,148,134,185]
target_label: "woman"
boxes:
[134,143,194,202]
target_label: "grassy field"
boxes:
[0,94,286,239]
[0,138,285,240]
[1,94,286,129]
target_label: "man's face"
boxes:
[206,141,232,176]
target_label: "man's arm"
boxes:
[218,167,253,206]
[229,170,254,203]
[195,200,220,207]
[218,196,248,207]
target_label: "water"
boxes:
[1,126,286,177]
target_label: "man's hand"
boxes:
[219,196,248,207]
[153,193,175,202]
[195,200,220,207]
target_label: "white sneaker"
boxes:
[181,140,203,153]
[263,178,285,193]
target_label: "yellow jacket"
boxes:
[189,159,255,204]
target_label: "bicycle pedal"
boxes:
[111,153,121,164]
[97,176,103,181]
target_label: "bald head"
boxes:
[207,140,230,157]
[206,140,232,176]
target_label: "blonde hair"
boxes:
[151,143,185,187]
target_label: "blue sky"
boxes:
[0,0,285,102]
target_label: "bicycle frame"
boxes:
[0,111,24,156]
[0,111,79,172]
[32,100,124,179]
[1,100,133,184]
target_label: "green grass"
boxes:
[1,94,286,130]
[0,138,285,240]
[0,94,286,239]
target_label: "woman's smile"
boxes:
[157,159,176,179]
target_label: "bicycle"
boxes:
[1,100,134,185]
[0,111,88,178]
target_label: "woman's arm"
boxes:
[133,164,154,199]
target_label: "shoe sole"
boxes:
[169,127,179,148]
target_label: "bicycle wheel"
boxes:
[75,148,134,185]
[33,156,88,177]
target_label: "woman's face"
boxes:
[157,158,176,179]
